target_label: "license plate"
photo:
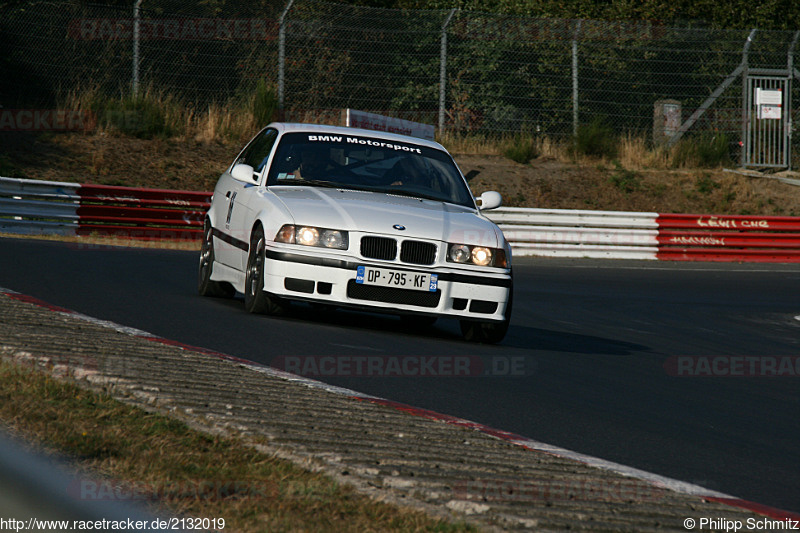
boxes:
[356,266,438,292]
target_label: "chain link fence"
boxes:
[3,0,800,160]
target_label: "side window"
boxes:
[236,128,278,174]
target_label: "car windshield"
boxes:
[265,132,475,208]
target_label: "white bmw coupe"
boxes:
[199,123,513,343]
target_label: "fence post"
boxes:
[787,31,799,170]
[572,20,582,137]
[438,9,457,136]
[132,0,143,96]
[739,29,757,166]
[278,0,296,114]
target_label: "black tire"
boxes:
[244,226,287,315]
[459,286,513,344]
[198,221,235,298]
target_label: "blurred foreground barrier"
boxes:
[2,177,799,262]
[487,207,800,263]
[0,177,210,241]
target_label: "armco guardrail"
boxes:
[0,177,210,241]
[2,177,799,262]
[487,207,660,261]
[487,207,800,263]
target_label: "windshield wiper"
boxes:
[283,179,346,189]
[373,187,442,202]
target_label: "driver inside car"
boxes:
[384,157,429,188]
[290,146,331,181]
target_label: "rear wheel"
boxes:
[198,221,235,298]
[460,287,512,344]
[244,226,287,315]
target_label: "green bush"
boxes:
[252,79,278,127]
[672,133,730,168]
[695,133,730,167]
[92,93,175,139]
[573,117,618,159]
[502,133,539,163]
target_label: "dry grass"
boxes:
[187,102,259,145]
[60,86,258,145]
[59,86,732,171]
[617,134,671,169]
[441,131,726,171]
[0,360,473,532]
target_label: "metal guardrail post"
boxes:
[438,9,457,136]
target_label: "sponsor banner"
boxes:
[344,109,435,141]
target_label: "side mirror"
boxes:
[477,191,502,210]
[230,163,256,183]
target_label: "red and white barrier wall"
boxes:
[2,177,800,262]
[486,207,800,263]
[0,177,210,241]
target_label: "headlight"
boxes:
[471,247,492,266]
[297,226,319,246]
[447,243,507,267]
[448,244,471,263]
[275,225,348,250]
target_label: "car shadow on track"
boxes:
[502,326,651,355]
[219,295,649,355]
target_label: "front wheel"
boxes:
[459,288,512,344]
[198,221,235,298]
[244,226,287,315]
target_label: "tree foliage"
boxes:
[341,0,800,31]
[2,0,796,29]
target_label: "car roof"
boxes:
[267,122,445,151]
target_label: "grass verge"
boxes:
[0,360,474,532]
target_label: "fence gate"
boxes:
[743,74,791,169]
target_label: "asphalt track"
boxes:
[1,237,798,513]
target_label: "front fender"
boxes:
[248,189,296,248]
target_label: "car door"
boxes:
[215,128,279,270]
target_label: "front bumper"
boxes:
[262,248,512,321]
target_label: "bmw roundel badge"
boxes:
[392,224,406,231]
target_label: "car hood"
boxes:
[270,186,502,247]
